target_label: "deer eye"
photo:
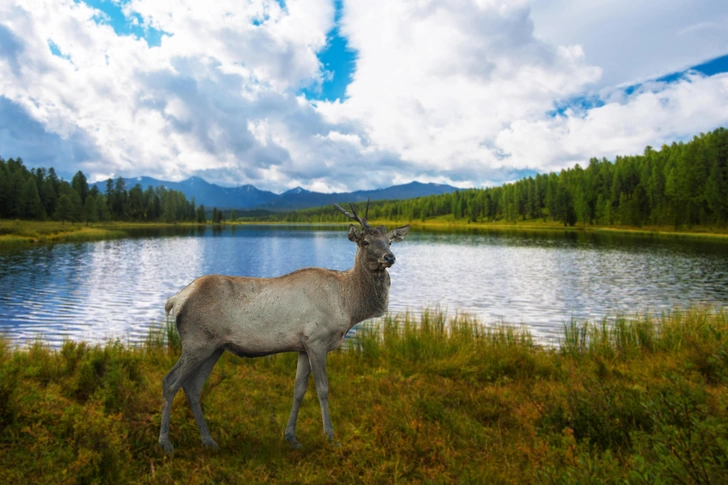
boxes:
[362,240,370,247]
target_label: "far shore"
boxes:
[2,217,728,249]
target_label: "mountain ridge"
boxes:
[92,177,459,211]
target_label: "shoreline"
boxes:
[0,220,207,248]
[2,218,727,249]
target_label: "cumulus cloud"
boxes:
[496,72,728,171]
[0,0,726,192]
[0,0,349,190]
[316,0,602,184]
[530,0,728,87]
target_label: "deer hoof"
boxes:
[202,438,219,450]
[159,439,174,454]
[285,434,303,449]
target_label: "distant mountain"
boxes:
[93,177,459,211]
[92,176,278,209]
[256,181,459,211]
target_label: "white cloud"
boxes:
[128,0,334,90]
[0,0,345,189]
[0,0,726,193]
[316,0,602,179]
[496,73,728,171]
[530,0,728,87]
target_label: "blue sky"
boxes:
[549,54,728,117]
[300,0,356,102]
[1,0,728,191]
[77,0,357,102]
[77,0,169,47]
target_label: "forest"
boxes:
[259,127,728,228]
[0,161,204,223]
[2,127,727,227]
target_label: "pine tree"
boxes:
[0,158,9,217]
[21,176,45,220]
[55,194,73,223]
[10,170,25,218]
[128,184,144,220]
[96,194,111,221]
[69,190,83,222]
[82,195,98,225]
[71,171,89,204]
[43,177,58,217]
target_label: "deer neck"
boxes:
[345,249,391,325]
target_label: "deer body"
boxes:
[167,266,388,357]
[158,202,409,453]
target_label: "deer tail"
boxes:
[164,295,177,316]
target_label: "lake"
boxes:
[1,225,727,346]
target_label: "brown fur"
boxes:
[158,214,409,453]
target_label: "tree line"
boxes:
[4,127,726,227]
[0,159,210,223]
[257,127,728,228]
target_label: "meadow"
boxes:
[1,307,727,484]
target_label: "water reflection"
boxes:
[0,225,726,346]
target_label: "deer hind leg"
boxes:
[284,352,311,449]
[183,348,224,449]
[306,345,339,445]
[158,344,217,454]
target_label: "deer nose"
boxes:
[384,254,396,265]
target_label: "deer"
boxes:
[158,200,410,453]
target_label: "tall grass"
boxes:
[562,306,728,358]
[1,306,727,484]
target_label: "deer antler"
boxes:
[334,198,371,228]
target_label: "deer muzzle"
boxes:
[382,254,396,267]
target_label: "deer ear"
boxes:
[348,224,362,242]
[387,225,410,243]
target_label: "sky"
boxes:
[0,0,727,193]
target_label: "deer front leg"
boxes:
[284,352,310,449]
[306,345,339,445]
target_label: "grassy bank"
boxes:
[348,215,728,240]
[3,218,728,250]
[1,307,727,483]
[0,220,213,249]
[234,214,728,240]
[0,220,129,248]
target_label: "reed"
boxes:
[562,306,728,358]
[1,306,727,484]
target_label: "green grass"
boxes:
[4,218,728,250]
[361,216,728,240]
[234,214,728,240]
[0,220,128,248]
[1,307,727,484]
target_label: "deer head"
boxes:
[334,199,410,271]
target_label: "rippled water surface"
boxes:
[1,225,727,345]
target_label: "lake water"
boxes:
[1,225,727,346]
